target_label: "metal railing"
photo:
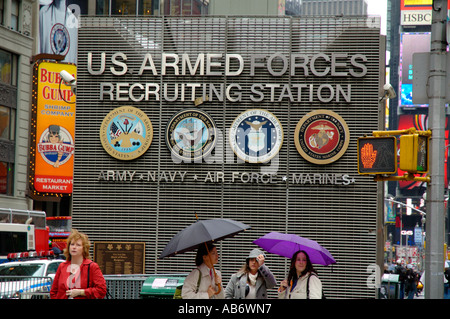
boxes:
[104,274,150,299]
[0,276,53,299]
[1,274,152,299]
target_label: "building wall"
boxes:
[301,0,367,16]
[0,0,34,210]
[73,15,383,298]
[209,0,279,15]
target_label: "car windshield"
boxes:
[0,263,45,276]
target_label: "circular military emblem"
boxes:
[165,109,217,161]
[50,23,70,56]
[229,109,283,163]
[294,109,349,165]
[37,125,74,168]
[100,106,153,160]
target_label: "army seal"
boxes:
[100,106,153,160]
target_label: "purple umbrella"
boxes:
[253,232,336,266]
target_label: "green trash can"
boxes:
[140,274,188,299]
[379,273,400,299]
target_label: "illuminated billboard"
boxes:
[30,61,76,196]
[400,0,432,25]
[397,114,449,192]
[38,0,87,64]
[399,32,430,108]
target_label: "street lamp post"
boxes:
[426,0,447,299]
[389,232,393,264]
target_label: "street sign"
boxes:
[399,134,429,173]
[357,136,397,175]
[412,51,450,104]
[415,226,423,245]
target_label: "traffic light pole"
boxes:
[425,0,447,299]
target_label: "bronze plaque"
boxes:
[94,242,145,275]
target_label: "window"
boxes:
[97,0,207,16]
[0,106,15,141]
[96,0,110,15]
[0,162,13,195]
[0,49,16,196]
[0,1,4,25]
[165,0,180,15]
[0,263,45,276]
[139,0,154,15]
[46,262,62,275]
[10,0,19,31]
[0,50,12,86]
[112,0,136,15]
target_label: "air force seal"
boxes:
[294,109,349,165]
[100,106,153,160]
[229,109,283,163]
[165,109,217,162]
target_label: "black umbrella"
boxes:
[159,218,251,259]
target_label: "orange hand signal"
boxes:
[361,143,377,168]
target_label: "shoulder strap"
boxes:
[306,273,324,299]
[195,268,202,293]
[306,274,311,299]
[87,262,91,288]
[306,273,318,299]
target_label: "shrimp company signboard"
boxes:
[74,16,383,298]
[30,61,76,196]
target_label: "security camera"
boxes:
[383,83,396,99]
[60,70,76,85]
[59,70,77,95]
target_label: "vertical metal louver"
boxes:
[74,16,382,298]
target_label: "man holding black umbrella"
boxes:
[182,243,225,299]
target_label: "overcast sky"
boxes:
[366,0,387,35]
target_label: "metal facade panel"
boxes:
[74,16,381,298]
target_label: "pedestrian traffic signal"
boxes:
[357,136,397,175]
[399,134,429,173]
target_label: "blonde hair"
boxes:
[64,229,91,260]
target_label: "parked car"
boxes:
[0,259,64,299]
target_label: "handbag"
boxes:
[86,262,113,299]
[174,268,201,299]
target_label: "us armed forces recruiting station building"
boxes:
[74,16,383,298]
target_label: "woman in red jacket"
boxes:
[50,229,107,299]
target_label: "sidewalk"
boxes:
[414,291,424,299]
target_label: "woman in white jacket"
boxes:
[278,250,322,299]
[182,242,225,299]
[225,248,277,299]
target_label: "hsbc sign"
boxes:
[401,10,432,25]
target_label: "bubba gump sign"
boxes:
[31,61,76,194]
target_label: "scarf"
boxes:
[248,272,258,286]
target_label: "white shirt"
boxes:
[278,272,322,299]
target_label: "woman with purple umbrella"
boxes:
[278,250,322,299]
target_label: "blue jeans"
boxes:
[399,283,405,299]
